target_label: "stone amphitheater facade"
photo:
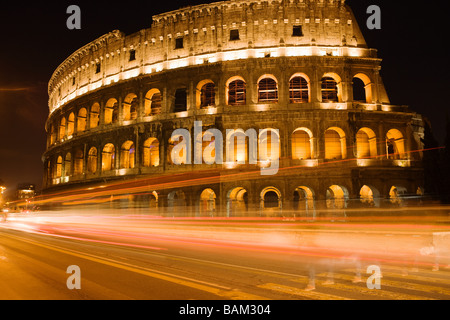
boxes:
[43,0,425,217]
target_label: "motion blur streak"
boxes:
[2,209,450,270]
[6,147,440,209]
[2,216,166,251]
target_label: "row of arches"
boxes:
[292,127,405,160]
[50,138,160,178]
[105,185,411,217]
[47,125,407,183]
[49,91,162,145]
[48,72,374,146]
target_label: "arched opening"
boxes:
[289,74,310,103]
[326,185,349,209]
[90,103,100,128]
[50,124,57,145]
[292,128,313,160]
[390,186,407,206]
[77,108,87,132]
[227,187,248,216]
[64,153,72,177]
[167,134,188,165]
[258,129,280,163]
[293,186,315,217]
[142,138,160,167]
[59,117,66,140]
[258,76,278,103]
[55,156,63,178]
[321,74,341,103]
[226,129,250,163]
[353,73,372,103]
[149,191,158,208]
[197,80,215,109]
[199,188,216,216]
[360,185,381,207]
[386,129,405,159]
[105,98,119,124]
[174,88,187,113]
[123,93,138,121]
[325,127,346,160]
[201,131,218,164]
[87,147,98,174]
[67,113,75,136]
[102,143,115,172]
[227,77,246,106]
[260,187,282,210]
[144,89,162,116]
[73,149,84,176]
[353,78,366,102]
[120,141,135,169]
[321,77,338,102]
[133,191,159,209]
[356,128,377,158]
[168,190,186,215]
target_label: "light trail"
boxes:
[2,212,449,270]
[10,146,445,209]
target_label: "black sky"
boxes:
[0,0,448,195]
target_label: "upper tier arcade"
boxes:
[48,0,378,115]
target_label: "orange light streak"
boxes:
[8,146,445,209]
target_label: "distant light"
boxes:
[224,162,238,169]
[206,106,216,115]
[394,159,410,167]
[255,104,270,112]
[357,159,371,167]
[175,111,188,118]
[258,160,271,168]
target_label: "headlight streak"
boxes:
[2,213,449,270]
[12,146,444,209]
[0,220,165,251]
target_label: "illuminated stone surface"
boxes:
[43,0,424,216]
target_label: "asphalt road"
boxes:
[1,211,450,301]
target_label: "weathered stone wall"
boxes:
[43,0,424,216]
[48,0,378,115]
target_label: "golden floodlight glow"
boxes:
[48,45,370,115]
[42,0,425,215]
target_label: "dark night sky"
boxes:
[0,0,448,196]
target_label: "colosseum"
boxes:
[42,0,425,217]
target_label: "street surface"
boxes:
[1,209,450,300]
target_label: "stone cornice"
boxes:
[48,30,125,95]
[151,0,347,24]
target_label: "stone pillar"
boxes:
[118,95,124,124]
[378,122,386,158]
[311,67,321,104]
[97,145,103,177]
[99,100,106,126]
[278,66,288,107]
[135,126,141,171]
[82,143,87,178]
[317,122,326,159]
[188,80,195,111]
[138,90,145,121]
[248,64,256,104]
[86,105,91,131]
